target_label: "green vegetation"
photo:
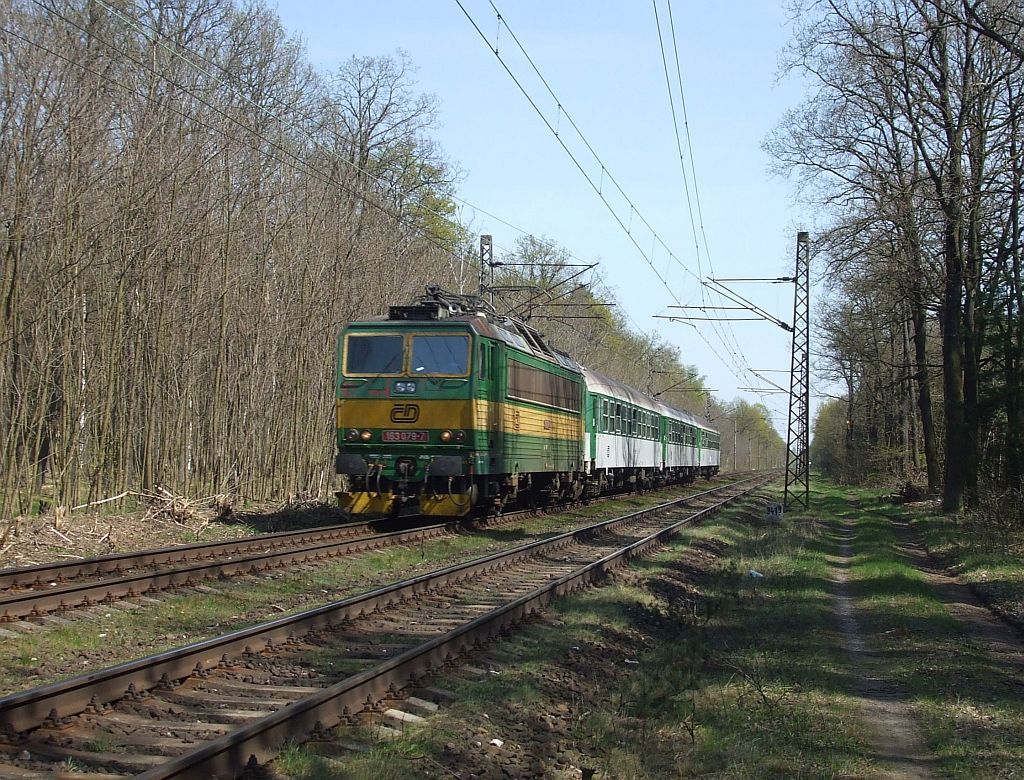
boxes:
[82,735,118,754]
[12,479,1018,778]
[277,732,444,780]
[914,502,1024,629]
[281,487,879,778]
[842,492,1024,777]
[564,490,873,778]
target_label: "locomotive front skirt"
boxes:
[335,302,719,517]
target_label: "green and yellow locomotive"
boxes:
[335,287,585,517]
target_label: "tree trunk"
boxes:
[910,284,941,492]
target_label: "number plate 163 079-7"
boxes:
[382,430,429,443]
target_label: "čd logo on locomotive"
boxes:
[390,403,420,424]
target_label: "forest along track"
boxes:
[0,479,740,628]
[0,474,772,779]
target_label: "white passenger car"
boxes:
[581,368,719,490]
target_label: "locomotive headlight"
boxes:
[440,430,453,442]
[393,381,417,394]
[345,429,359,441]
[454,430,466,442]
[359,430,373,441]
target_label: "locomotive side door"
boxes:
[486,340,503,473]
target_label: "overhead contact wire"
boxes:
[664,0,763,385]
[652,0,768,395]
[457,0,763,391]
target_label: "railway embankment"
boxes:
[286,482,1024,780]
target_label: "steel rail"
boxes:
[0,479,690,592]
[137,474,774,779]
[0,475,766,735]
[0,524,454,622]
[0,477,739,621]
[0,520,380,590]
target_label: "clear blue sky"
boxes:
[273,1,812,432]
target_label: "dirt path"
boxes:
[831,521,939,779]
[888,516,1024,683]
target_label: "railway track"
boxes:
[0,522,448,626]
[0,518,382,591]
[0,474,774,778]
[0,478,739,627]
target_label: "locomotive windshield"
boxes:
[345,334,403,375]
[343,332,471,376]
[411,334,470,376]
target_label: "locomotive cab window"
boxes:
[411,334,470,376]
[344,334,404,375]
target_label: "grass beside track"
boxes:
[281,481,1024,780]
[840,490,1024,779]
[14,477,1019,777]
[914,502,1024,630]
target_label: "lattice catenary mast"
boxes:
[479,234,494,305]
[785,232,811,511]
